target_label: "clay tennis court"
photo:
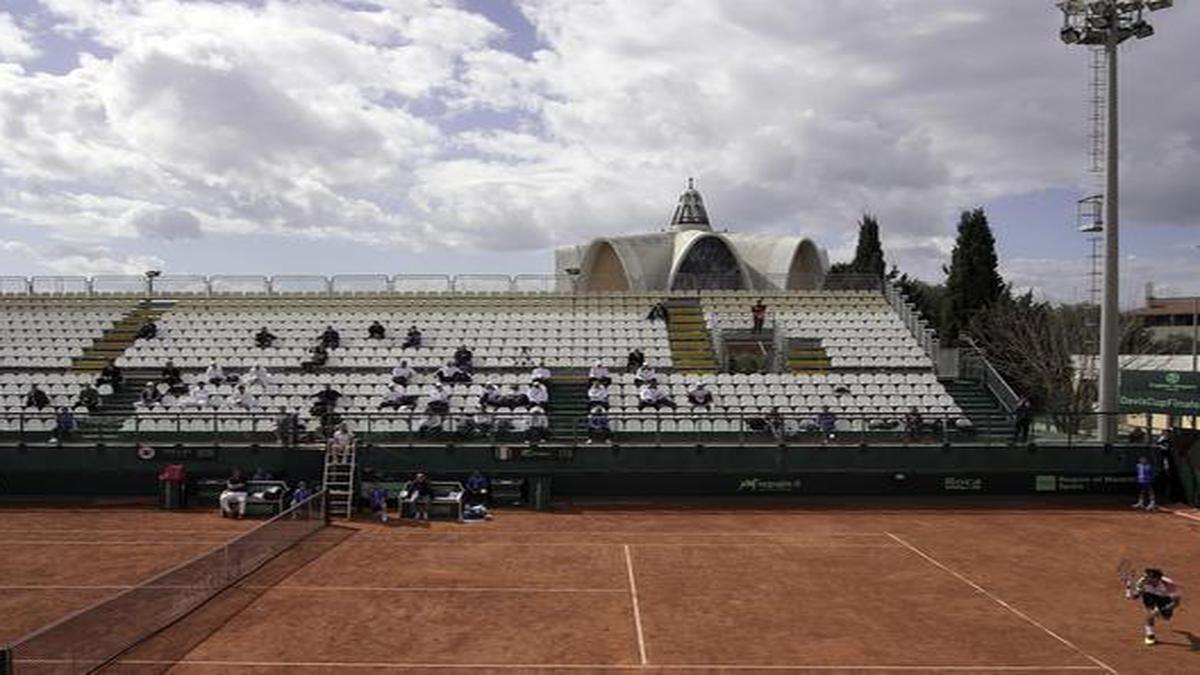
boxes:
[4,499,1200,674]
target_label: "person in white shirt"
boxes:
[526,381,549,407]
[526,406,550,443]
[391,360,416,386]
[242,363,271,388]
[437,361,471,384]
[687,383,714,410]
[380,383,418,410]
[479,382,503,409]
[588,382,609,409]
[638,381,676,410]
[588,361,611,386]
[634,364,656,386]
[204,361,226,385]
[426,382,450,415]
[531,363,552,385]
[328,422,354,462]
[186,383,211,408]
[233,385,258,410]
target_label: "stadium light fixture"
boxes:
[1056,0,1169,443]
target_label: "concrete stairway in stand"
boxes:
[941,378,1011,438]
[546,377,589,441]
[787,338,830,374]
[664,299,718,374]
[72,300,175,373]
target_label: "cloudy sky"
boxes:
[0,0,1196,304]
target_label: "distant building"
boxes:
[1130,284,1198,340]
[555,179,828,292]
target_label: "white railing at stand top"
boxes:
[882,277,942,372]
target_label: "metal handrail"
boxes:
[959,335,1021,413]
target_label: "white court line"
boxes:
[357,531,894,537]
[268,585,626,594]
[886,533,1118,675]
[0,540,215,546]
[1170,509,1200,523]
[27,658,1105,671]
[624,544,649,666]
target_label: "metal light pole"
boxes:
[1056,0,1171,443]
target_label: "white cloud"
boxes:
[0,239,164,276]
[0,12,39,62]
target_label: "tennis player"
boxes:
[1126,568,1182,645]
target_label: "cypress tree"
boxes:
[941,207,1005,344]
[850,213,886,278]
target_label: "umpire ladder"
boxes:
[322,442,357,520]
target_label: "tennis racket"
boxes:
[1117,558,1139,595]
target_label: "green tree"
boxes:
[941,208,1005,344]
[849,213,886,278]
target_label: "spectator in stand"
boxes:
[531,363,552,386]
[453,345,474,371]
[255,326,277,348]
[51,407,77,442]
[328,422,355,462]
[515,346,535,368]
[626,348,645,373]
[136,382,160,408]
[312,384,342,412]
[160,360,183,388]
[687,382,714,410]
[817,406,837,440]
[204,360,227,385]
[25,384,50,410]
[464,470,489,505]
[184,382,211,409]
[402,325,422,349]
[586,406,611,444]
[1012,396,1033,444]
[408,472,433,521]
[367,321,386,340]
[588,361,611,386]
[465,406,495,437]
[426,382,450,415]
[526,380,550,408]
[243,363,271,388]
[136,320,158,340]
[391,360,416,386]
[646,300,669,322]
[75,383,101,412]
[903,407,924,441]
[98,361,123,389]
[219,469,248,519]
[319,325,341,350]
[767,407,785,440]
[301,343,328,372]
[275,408,300,446]
[638,381,677,410]
[751,298,768,334]
[587,381,609,409]
[527,406,550,443]
[437,360,471,384]
[500,384,528,409]
[479,382,503,409]
[634,363,657,387]
[233,385,258,410]
[379,383,418,410]
[418,412,444,437]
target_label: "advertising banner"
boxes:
[1119,370,1200,415]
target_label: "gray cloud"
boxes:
[131,206,202,240]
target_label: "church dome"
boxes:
[669,178,712,232]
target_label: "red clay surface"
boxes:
[6,500,1200,674]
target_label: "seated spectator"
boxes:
[634,364,657,386]
[312,384,342,413]
[586,406,611,444]
[25,385,50,410]
[137,381,161,408]
[626,348,645,373]
[159,391,178,408]
[233,385,258,410]
[402,325,422,349]
[417,413,444,438]
[638,381,676,410]
[588,361,611,386]
[52,407,77,442]
[160,360,183,388]
[275,408,300,446]
[204,360,227,385]
[526,406,550,443]
[526,381,550,407]
[646,301,669,322]
[464,407,494,437]
[97,361,123,388]
[479,382,503,409]
[301,343,329,372]
[391,360,416,386]
[453,345,474,371]
[425,382,450,415]
[464,470,489,505]
[817,406,837,439]
[242,363,272,388]
[75,383,101,412]
[408,472,433,520]
[367,321,386,340]
[499,384,528,409]
[767,407,785,440]
[531,363,552,385]
[219,469,248,519]
[437,361,471,384]
[328,422,355,461]
[183,383,211,409]
[254,326,277,348]
[687,383,714,410]
[903,407,924,440]
[136,320,158,340]
[379,383,418,410]
[587,382,609,409]
[319,325,341,349]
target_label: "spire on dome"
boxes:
[669,178,711,232]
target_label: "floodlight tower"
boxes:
[1056,0,1171,443]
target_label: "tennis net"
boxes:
[2,489,327,674]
